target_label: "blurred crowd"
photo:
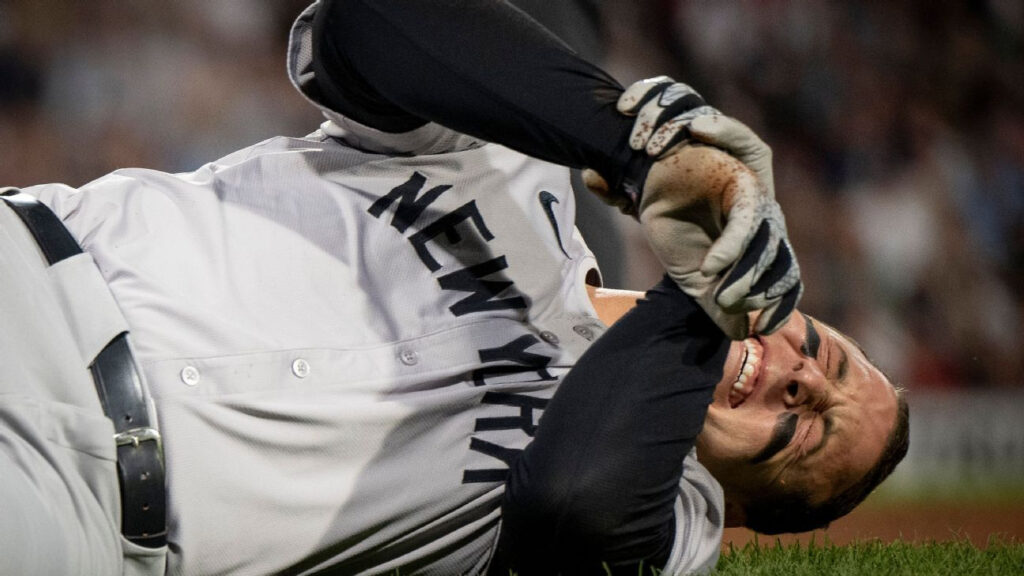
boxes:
[651,0,1024,390]
[0,0,319,185]
[1,0,1021,390]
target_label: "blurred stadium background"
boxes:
[2,0,1021,549]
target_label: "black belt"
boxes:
[1,187,167,548]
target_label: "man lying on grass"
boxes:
[494,278,910,574]
[0,1,909,575]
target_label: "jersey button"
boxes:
[540,330,560,345]
[399,349,419,366]
[292,358,311,378]
[573,325,596,341]
[180,366,200,386]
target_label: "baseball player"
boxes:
[0,1,908,575]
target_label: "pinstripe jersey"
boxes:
[20,3,725,573]
[30,128,605,574]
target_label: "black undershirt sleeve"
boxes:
[489,277,729,574]
[311,0,650,197]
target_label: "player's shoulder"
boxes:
[24,133,338,224]
[285,1,486,157]
[164,132,372,186]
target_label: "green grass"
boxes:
[393,538,1024,575]
[714,537,1024,576]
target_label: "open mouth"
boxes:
[728,337,763,408]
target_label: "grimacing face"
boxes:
[695,311,899,524]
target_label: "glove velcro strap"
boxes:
[618,153,655,219]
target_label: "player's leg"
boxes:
[0,199,124,575]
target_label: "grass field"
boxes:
[495,538,1023,576]
[711,488,1024,575]
[713,538,1024,575]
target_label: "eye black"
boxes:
[801,313,821,358]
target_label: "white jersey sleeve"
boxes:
[664,451,726,575]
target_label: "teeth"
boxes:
[745,340,760,363]
[730,338,763,408]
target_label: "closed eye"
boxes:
[826,335,850,385]
[837,345,850,383]
[803,413,833,458]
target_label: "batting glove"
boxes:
[611,77,802,337]
[584,77,714,217]
[618,75,720,158]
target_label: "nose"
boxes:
[764,313,829,408]
[781,362,828,408]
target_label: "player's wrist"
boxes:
[581,148,655,218]
[617,150,656,217]
[587,77,714,218]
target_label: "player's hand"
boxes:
[638,144,802,339]
[592,77,801,337]
[614,76,798,336]
[617,75,720,158]
[620,76,776,198]
[583,77,714,218]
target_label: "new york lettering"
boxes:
[462,392,550,483]
[471,334,554,387]
[367,172,554,485]
[463,337,554,484]
[367,171,527,317]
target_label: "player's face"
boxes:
[695,312,898,515]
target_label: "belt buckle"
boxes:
[113,426,167,547]
[114,427,163,455]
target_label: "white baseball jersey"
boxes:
[21,3,724,574]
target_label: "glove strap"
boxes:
[618,153,655,219]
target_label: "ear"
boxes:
[723,499,747,528]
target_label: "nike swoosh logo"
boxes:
[539,191,569,258]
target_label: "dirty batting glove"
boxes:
[614,78,802,336]
[583,153,801,337]
[583,158,801,337]
[650,108,776,200]
[618,76,720,158]
[638,153,801,337]
[686,115,800,334]
[622,77,775,200]
[583,77,715,217]
[707,184,802,335]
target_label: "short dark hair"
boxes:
[743,389,910,535]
